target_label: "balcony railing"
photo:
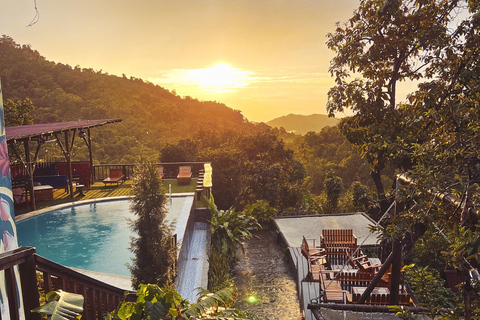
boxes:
[0,247,134,320]
[93,162,209,181]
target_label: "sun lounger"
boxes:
[177,166,192,183]
[158,166,164,179]
[103,169,125,187]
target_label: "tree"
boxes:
[207,195,260,264]
[129,161,176,289]
[328,0,480,316]
[399,5,480,316]
[323,170,343,213]
[4,98,34,126]
[206,195,260,291]
[326,0,458,212]
[351,181,369,212]
[161,129,305,212]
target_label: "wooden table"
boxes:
[76,184,85,196]
[34,185,54,201]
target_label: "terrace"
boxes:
[273,214,430,320]
[12,162,210,215]
[3,161,212,320]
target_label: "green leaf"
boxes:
[32,290,84,320]
[117,302,136,320]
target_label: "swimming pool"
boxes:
[16,196,194,277]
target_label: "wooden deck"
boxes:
[14,178,205,215]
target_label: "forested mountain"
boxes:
[266,113,338,135]
[0,36,265,163]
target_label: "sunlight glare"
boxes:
[186,63,253,93]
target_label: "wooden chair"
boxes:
[354,256,381,274]
[302,236,325,257]
[79,171,92,191]
[103,169,125,187]
[301,236,328,281]
[321,229,357,249]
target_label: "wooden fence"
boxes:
[0,247,133,320]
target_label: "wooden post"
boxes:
[87,128,94,183]
[356,252,393,304]
[24,140,36,211]
[5,267,20,320]
[64,131,74,198]
[389,239,402,305]
[19,251,41,320]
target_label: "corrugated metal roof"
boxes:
[6,119,121,141]
[275,213,381,248]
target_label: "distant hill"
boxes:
[267,114,338,135]
[0,36,266,163]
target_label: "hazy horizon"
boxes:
[1,1,415,122]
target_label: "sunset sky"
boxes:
[1,0,365,122]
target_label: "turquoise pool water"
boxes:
[17,200,135,277]
[17,196,194,277]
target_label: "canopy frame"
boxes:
[6,119,121,210]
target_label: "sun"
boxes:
[186,63,252,93]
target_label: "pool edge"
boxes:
[15,196,131,222]
[15,192,195,222]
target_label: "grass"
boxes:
[15,178,208,215]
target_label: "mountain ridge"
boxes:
[0,35,268,162]
[267,113,338,135]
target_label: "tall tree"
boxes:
[326,0,458,212]
[129,161,176,289]
[402,6,480,317]
[324,170,343,213]
[328,0,480,316]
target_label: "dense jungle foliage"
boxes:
[327,0,480,317]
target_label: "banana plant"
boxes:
[32,289,84,320]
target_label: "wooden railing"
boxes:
[93,162,209,181]
[0,247,133,320]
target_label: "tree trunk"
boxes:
[370,168,389,214]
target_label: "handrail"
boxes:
[0,247,133,320]
[93,161,211,181]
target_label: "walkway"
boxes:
[232,228,302,320]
